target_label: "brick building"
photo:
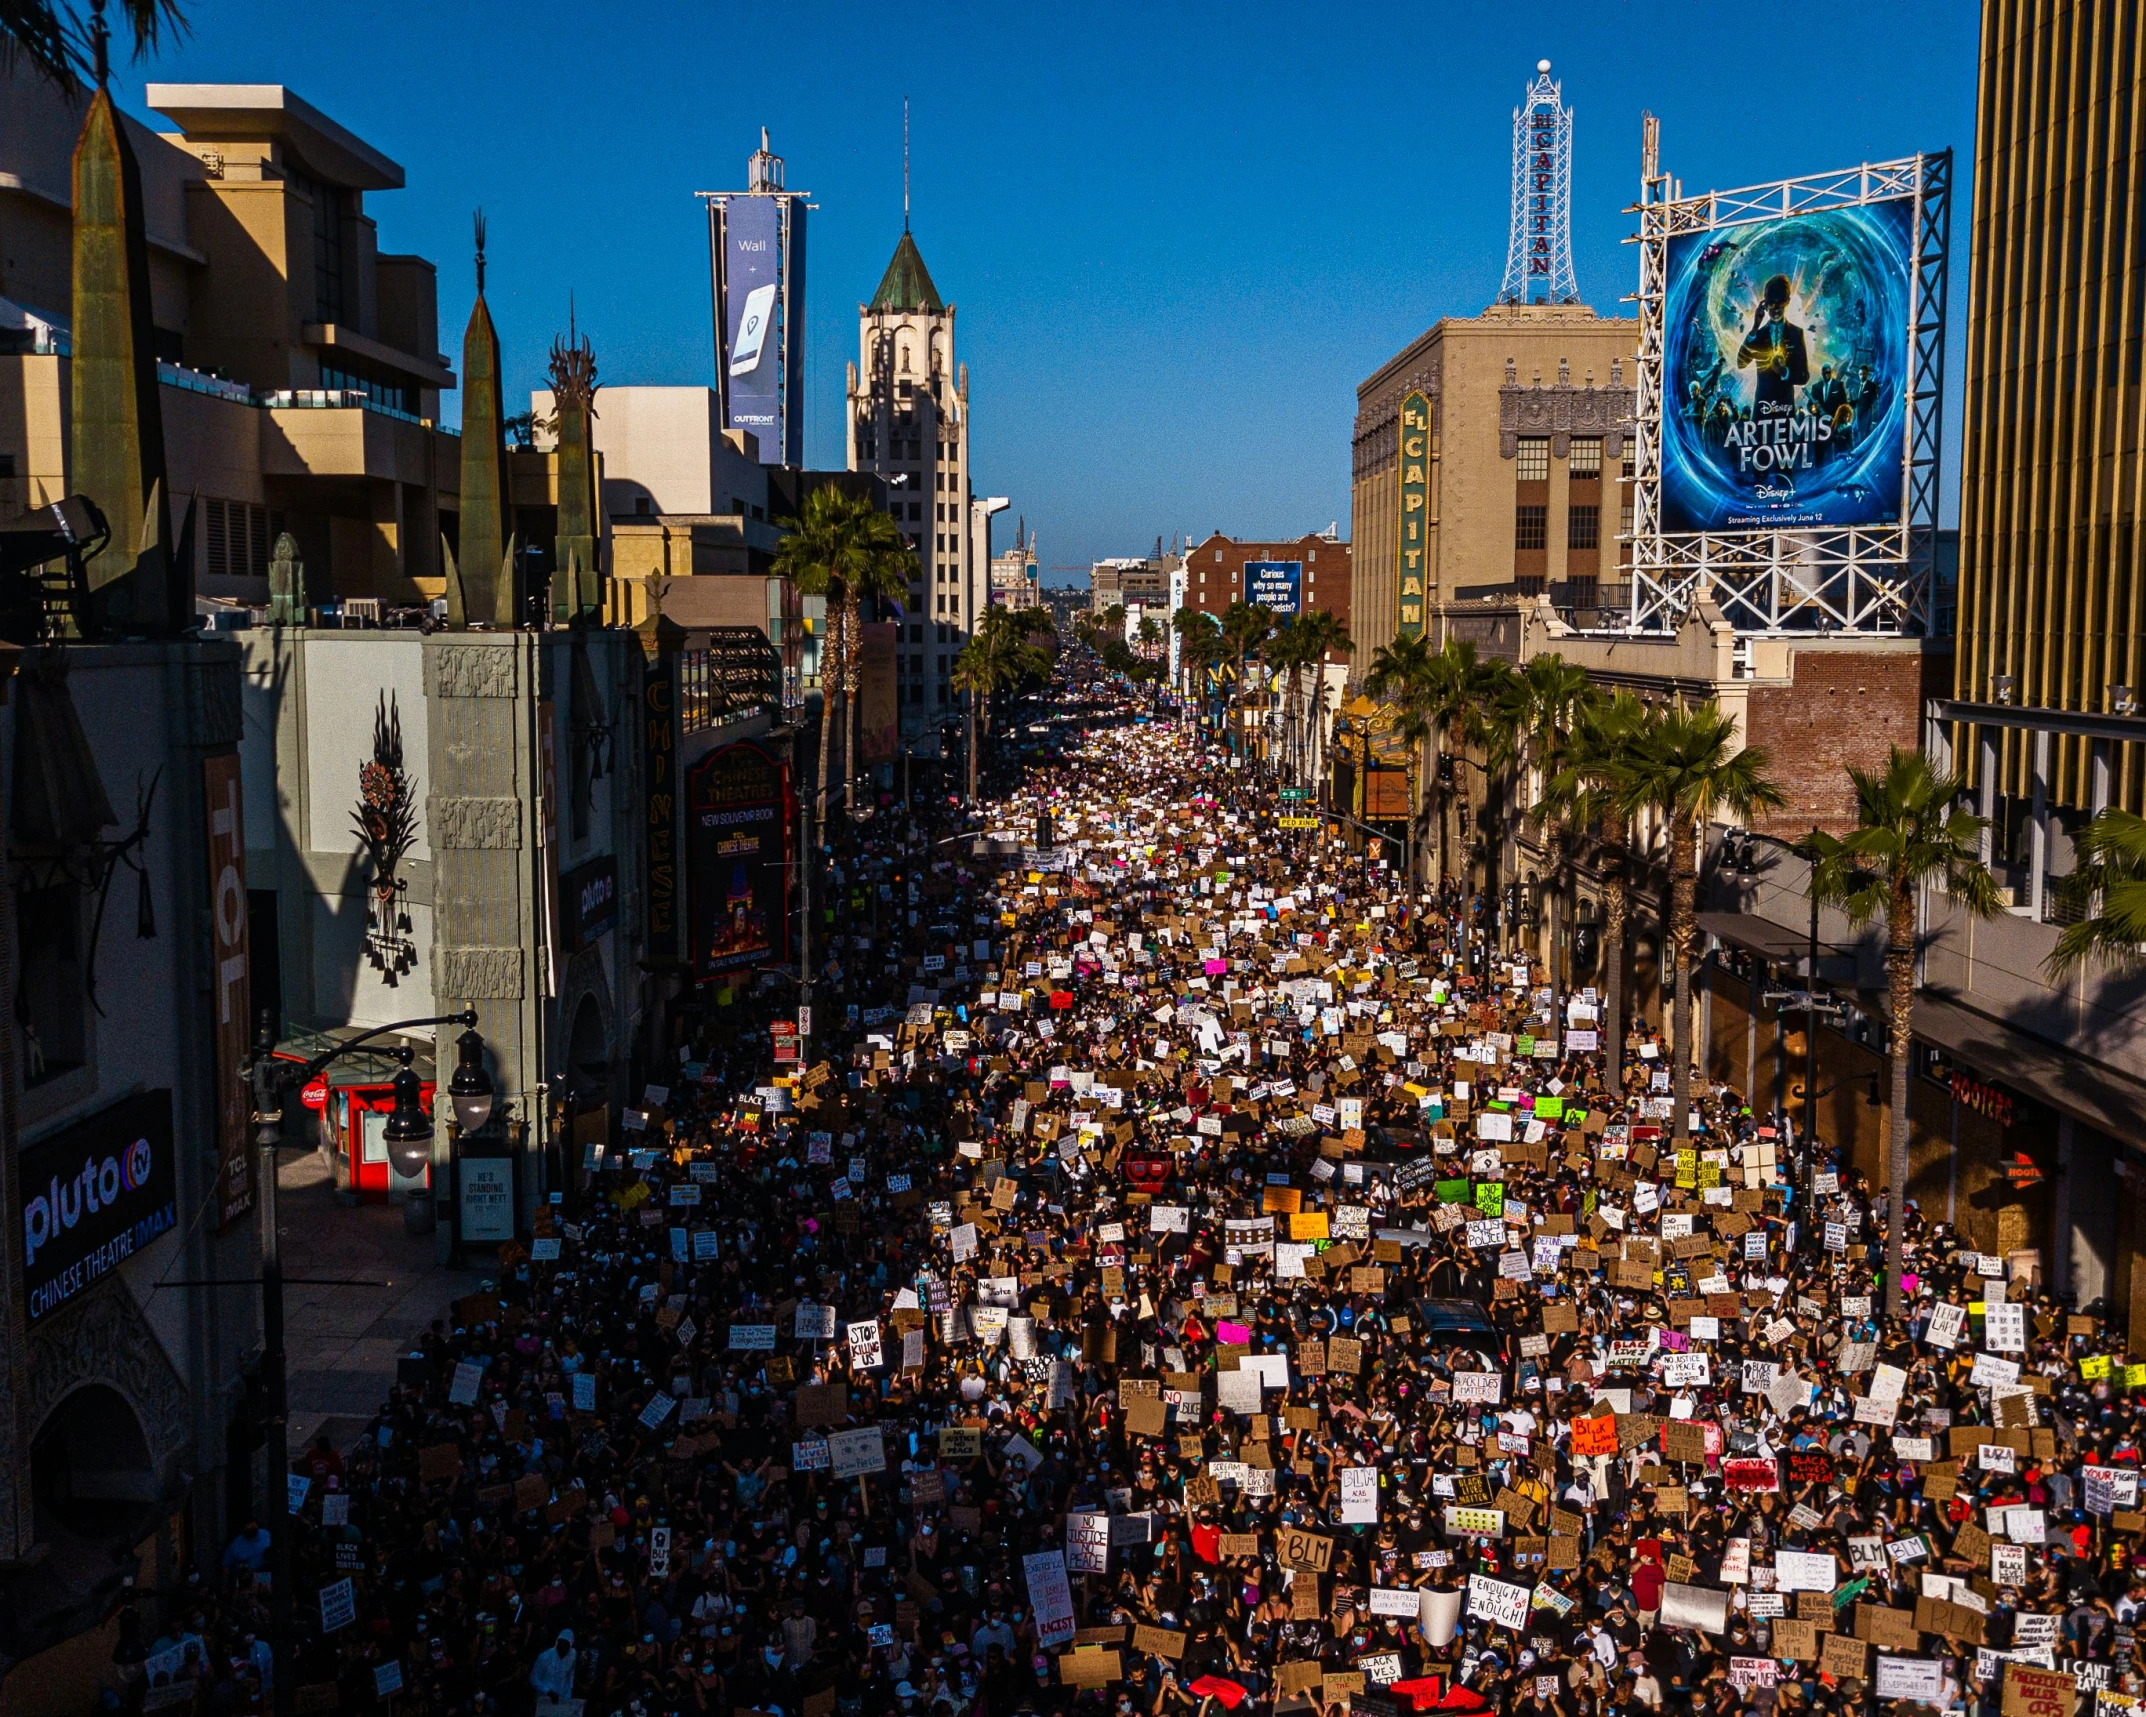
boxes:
[1182,531,1350,648]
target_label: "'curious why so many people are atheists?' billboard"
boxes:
[1660,195,1914,534]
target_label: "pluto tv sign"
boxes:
[21,1090,176,1325]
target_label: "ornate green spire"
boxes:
[448,210,515,628]
[869,231,944,314]
[70,80,187,634]
[547,305,599,624]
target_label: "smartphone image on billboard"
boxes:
[729,283,777,376]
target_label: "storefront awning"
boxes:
[1697,911,1861,981]
[1912,991,2146,1141]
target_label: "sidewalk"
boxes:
[277,1151,488,1452]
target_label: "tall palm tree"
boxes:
[772,486,903,824]
[5,0,183,88]
[1172,607,1222,722]
[953,608,1053,798]
[1288,611,1353,783]
[1547,691,1652,1093]
[1811,749,2001,1315]
[1612,701,1783,1143]
[2049,809,2146,975]
[1363,637,1505,887]
[1219,602,1274,759]
[842,532,913,821]
[1494,656,1600,1007]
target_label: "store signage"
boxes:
[1949,1071,2015,1128]
[1396,390,1431,640]
[561,854,619,953]
[203,753,254,1231]
[21,1090,177,1325]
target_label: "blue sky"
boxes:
[120,0,1981,581]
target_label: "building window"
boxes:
[1568,506,1599,550]
[318,361,417,417]
[1514,505,1548,551]
[1515,437,1550,482]
[1569,437,1602,478]
[1619,502,1635,540]
[308,179,346,323]
[1621,442,1636,480]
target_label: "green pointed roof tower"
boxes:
[869,231,944,314]
[447,211,515,628]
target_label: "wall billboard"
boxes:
[1244,560,1302,618]
[686,741,793,976]
[723,197,788,465]
[1660,198,1914,533]
[21,1090,177,1326]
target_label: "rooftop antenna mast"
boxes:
[1499,59,1580,306]
[902,98,911,232]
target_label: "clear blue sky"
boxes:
[119,0,1980,581]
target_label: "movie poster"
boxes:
[686,741,792,976]
[1660,198,1914,533]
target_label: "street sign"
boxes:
[1278,788,1310,802]
[797,1006,813,1038]
[1277,815,1319,830]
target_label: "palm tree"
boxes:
[1611,701,1783,1143]
[1219,602,1274,759]
[1288,611,1353,783]
[953,608,1053,798]
[772,486,904,824]
[5,0,183,87]
[1172,607,1222,722]
[1363,637,1504,887]
[2048,809,2146,975]
[1547,691,1653,1094]
[842,533,913,821]
[1494,656,1600,1007]
[1810,749,2002,1315]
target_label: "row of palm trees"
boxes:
[1351,636,2035,1318]
[1169,601,1353,774]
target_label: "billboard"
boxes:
[686,741,792,975]
[21,1090,177,1326]
[723,197,784,464]
[1245,560,1302,618]
[1660,198,1914,533]
[858,621,900,766]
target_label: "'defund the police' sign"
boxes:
[21,1089,177,1325]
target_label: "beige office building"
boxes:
[0,75,460,608]
[1349,303,1638,664]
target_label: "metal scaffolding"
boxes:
[1499,60,1580,307]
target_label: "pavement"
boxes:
[276,1150,488,1453]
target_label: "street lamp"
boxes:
[241,1007,480,1717]
[447,1024,497,1134]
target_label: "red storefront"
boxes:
[277,1031,438,1201]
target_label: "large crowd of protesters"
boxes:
[129,666,2146,1717]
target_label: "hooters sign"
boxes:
[203,753,254,1230]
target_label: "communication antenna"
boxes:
[1499,59,1580,306]
[902,98,911,232]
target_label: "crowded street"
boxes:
[144,659,2146,1717]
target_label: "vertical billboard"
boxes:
[1660,198,1913,533]
[1397,391,1430,640]
[723,197,784,464]
[858,621,900,766]
[202,753,254,1231]
[686,741,792,975]
[1244,560,1302,618]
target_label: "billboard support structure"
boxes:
[1621,131,1949,639]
